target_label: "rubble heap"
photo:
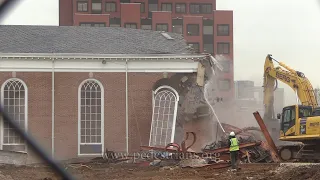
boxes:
[138,122,275,168]
[203,135,273,163]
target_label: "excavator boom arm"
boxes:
[263,54,318,119]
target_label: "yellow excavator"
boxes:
[263,54,320,161]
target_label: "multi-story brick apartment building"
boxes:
[59,0,234,100]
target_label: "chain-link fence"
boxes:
[0,1,75,179]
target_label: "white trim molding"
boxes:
[0,53,206,73]
[0,53,209,59]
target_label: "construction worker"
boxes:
[228,131,239,170]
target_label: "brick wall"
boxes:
[0,72,166,161]
[54,72,165,159]
[0,72,52,163]
[128,73,164,152]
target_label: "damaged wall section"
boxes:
[149,56,225,152]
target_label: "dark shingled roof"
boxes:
[0,25,192,54]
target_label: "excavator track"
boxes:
[278,144,320,162]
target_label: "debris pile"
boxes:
[138,122,275,168]
[203,136,273,163]
[203,123,275,163]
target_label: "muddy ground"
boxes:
[0,162,319,180]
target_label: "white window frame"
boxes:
[78,78,104,156]
[0,78,28,153]
[149,85,179,147]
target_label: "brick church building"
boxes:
[0,25,223,163]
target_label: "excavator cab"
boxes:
[279,105,296,136]
[278,105,313,137]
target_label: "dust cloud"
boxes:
[204,55,260,137]
[180,54,264,151]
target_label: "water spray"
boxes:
[204,80,226,134]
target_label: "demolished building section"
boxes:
[139,56,278,167]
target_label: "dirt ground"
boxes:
[0,162,320,180]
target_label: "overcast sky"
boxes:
[1,0,320,105]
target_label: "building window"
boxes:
[204,44,213,53]
[217,24,230,36]
[139,2,145,13]
[188,43,200,53]
[141,19,152,30]
[80,23,91,27]
[149,3,158,12]
[175,3,186,13]
[93,23,105,27]
[91,0,102,13]
[190,4,212,14]
[187,24,199,36]
[217,42,230,54]
[156,24,168,32]
[141,25,152,30]
[203,25,213,35]
[110,17,121,27]
[105,2,116,12]
[218,79,231,91]
[1,78,28,152]
[149,86,179,147]
[125,23,137,29]
[219,60,230,72]
[79,23,106,27]
[172,25,183,34]
[161,3,172,11]
[79,79,104,155]
[201,4,212,14]
[77,1,88,12]
[190,4,200,14]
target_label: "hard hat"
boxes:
[230,131,235,136]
